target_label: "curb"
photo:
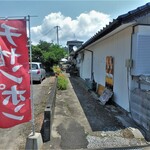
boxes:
[40,77,57,142]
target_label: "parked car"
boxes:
[29,62,46,83]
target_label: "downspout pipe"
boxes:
[83,48,94,81]
[128,25,136,113]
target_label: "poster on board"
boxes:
[105,56,114,91]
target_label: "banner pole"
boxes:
[28,15,35,136]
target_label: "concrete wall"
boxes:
[76,14,150,132]
[40,77,57,142]
[78,26,133,111]
[130,89,150,132]
[129,25,150,133]
[94,27,132,111]
[131,25,150,91]
[80,51,92,80]
[77,16,150,112]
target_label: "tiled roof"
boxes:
[76,2,150,53]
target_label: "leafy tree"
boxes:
[49,44,67,63]
[31,41,67,72]
[31,45,43,62]
[37,40,52,52]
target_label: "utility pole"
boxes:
[54,26,60,45]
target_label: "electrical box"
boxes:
[125,59,133,68]
[131,34,150,76]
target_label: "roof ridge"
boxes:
[76,2,150,52]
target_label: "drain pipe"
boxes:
[128,25,135,114]
[83,48,94,81]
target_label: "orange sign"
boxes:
[105,56,114,90]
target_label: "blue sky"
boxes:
[1,0,150,46]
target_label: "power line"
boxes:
[32,26,61,45]
[43,27,55,36]
[54,26,60,45]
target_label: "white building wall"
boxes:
[78,24,150,111]
[134,25,150,34]
[131,25,150,90]
[76,52,84,78]
[80,50,92,80]
[87,27,133,111]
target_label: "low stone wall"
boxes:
[130,88,150,140]
[40,77,57,142]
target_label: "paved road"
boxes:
[0,77,51,150]
[43,74,150,150]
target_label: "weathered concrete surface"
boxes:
[43,74,150,149]
[25,132,43,150]
[0,76,53,150]
[41,77,57,142]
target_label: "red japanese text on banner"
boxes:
[0,19,31,128]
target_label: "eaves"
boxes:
[75,2,150,54]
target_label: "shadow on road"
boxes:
[69,76,126,132]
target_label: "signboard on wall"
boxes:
[105,56,114,90]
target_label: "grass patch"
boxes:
[57,74,68,90]
[53,65,68,90]
[53,65,62,75]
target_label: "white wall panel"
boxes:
[78,18,150,114]
[81,51,92,80]
[88,27,133,111]
[131,25,150,76]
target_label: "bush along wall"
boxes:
[57,74,68,90]
[53,65,68,90]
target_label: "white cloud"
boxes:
[31,11,112,46]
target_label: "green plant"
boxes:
[53,65,62,75]
[57,75,68,90]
